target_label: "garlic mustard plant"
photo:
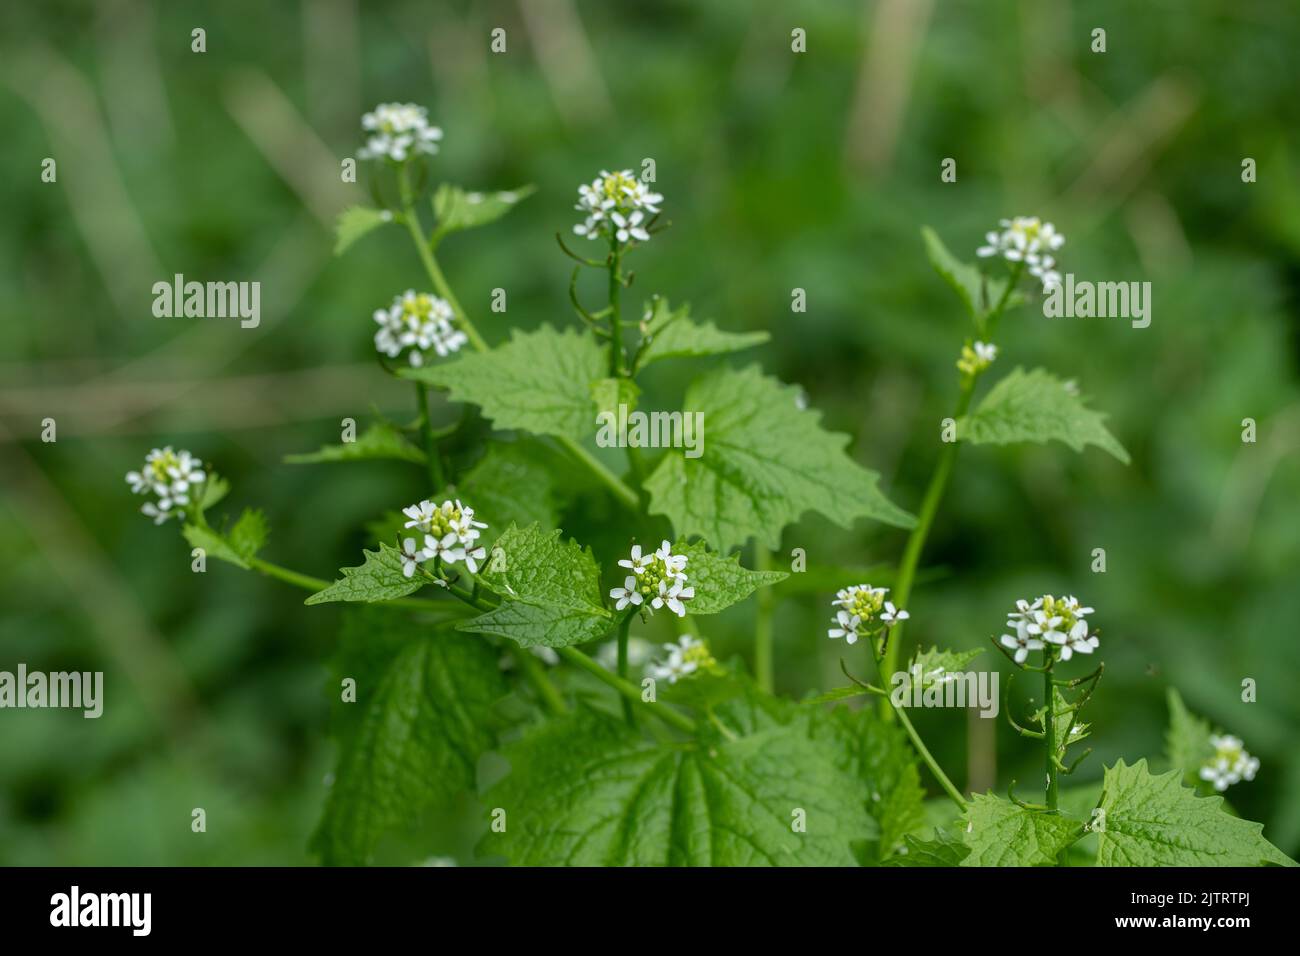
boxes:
[126,112,1293,869]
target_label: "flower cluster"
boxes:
[358,103,443,162]
[374,290,467,366]
[976,216,1064,293]
[125,447,206,524]
[573,169,663,245]
[647,635,716,684]
[827,584,908,646]
[956,340,997,377]
[1198,735,1260,792]
[398,499,488,577]
[1001,595,1099,663]
[609,540,694,617]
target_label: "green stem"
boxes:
[556,645,697,734]
[879,261,1025,719]
[617,615,634,725]
[892,702,968,811]
[754,545,775,693]
[554,435,639,511]
[414,381,445,491]
[514,646,567,716]
[1044,663,1059,810]
[398,166,489,353]
[245,556,464,617]
[608,238,624,375]
[878,378,974,718]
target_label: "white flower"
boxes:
[125,446,206,524]
[373,290,465,367]
[829,584,902,645]
[828,610,862,645]
[957,340,998,376]
[358,103,443,162]
[573,169,662,245]
[974,341,997,363]
[401,498,489,573]
[609,575,644,611]
[1059,629,1099,661]
[1000,622,1045,664]
[1007,594,1099,662]
[1198,735,1260,791]
[399,537,430,578]
[646,635,714,684]
[618,544,650,574]
[880,602,909,626]
[652,578,695,617]
[975,216,1066,293]
[612,540,691,617]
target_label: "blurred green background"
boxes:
[2,0,1299,865]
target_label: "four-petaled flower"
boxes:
[574,169,663,245]
[124,446,207,524]
[358,103,443,163]
[374,290,467,367]
[398,498,489,577]
[999,621,1045,664]
[827,584,906,646]
[1003,594,1099,665]
[1198,735,1260,792]
[976,216,1065,293]
[646,635,715,684]
[610,540,692,618]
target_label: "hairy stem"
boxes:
[414,381,445,491]
[554,435,639,510]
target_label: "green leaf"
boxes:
[1095,758,1296,866]
[312,627,508,865]
[458,523,612,648]
[194,475,229,517]
[885,827,971,867]
[675,540,787,614]
[454,442,560,531]
[961,792,1084,866]
[432,183,535,236]
[644,365,915,552]
[305,543,427,605]
[334,206,393,255]
[960,367,1130,463]
[811,705,927,861]
[481,705,873,865]
[635,296,769,369]
[182,522,248,569]
[402,325,605,443]
[921,227,1018,324]
[228,508,269,560]
[285,420,425,466]
[1165,688,1214,787]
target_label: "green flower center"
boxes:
[845,588,886,625]
[147,451,181,482]
[601,171,638,204]
[637,555,678,598]
[1039,595,1083,634]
